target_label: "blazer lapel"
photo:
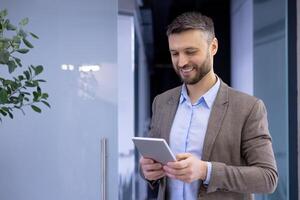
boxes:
[202,81,229,161]
[160,87,181,144]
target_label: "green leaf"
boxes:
[7,111,13,119]
[2,107,9,112]
[9,96,19,104]
[5,87,11,96]
[0,9,8,19]
[14,57,22,67]
[0,38,11,50]
[12,36,21,49]
[29,32,39,39]
[33,80,39,87]
[18,29,27,38]
[36,79,46,82]
[0,109,7,116]
[0,90,8,104]
[7,60,18,73]
[25,81,35,87]
[29,66,33,76]
[41,100,51,108]
[31,105,41,113]
[22,38,34,48]
[33,91,39,101]
[0,38,11,43]
[18,75,24,81]
[7,23,16,31]
[34,65,43,75]
[0,41,4,51]
[0,50,10,64]
[16,48,29,54]
[21,91,30,95]
[37,86,41,95]
[9,81,19,90]
[19,17,29,26]
[24,71,30,80]
[41,93,49,99]
[3,80,13,86]
[3,19,10,29]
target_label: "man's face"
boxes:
[168,30,218,85]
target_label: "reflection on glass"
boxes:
[253,0,288,199]
[61,64,74,70]
[61,64,100,72]
[78,65,100,72]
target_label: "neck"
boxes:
[186,71,217,104]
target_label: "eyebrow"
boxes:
[169,47,199,52]
[185,47,199,51]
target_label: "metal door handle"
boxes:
[101,138,107,200]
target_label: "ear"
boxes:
[210,37,218,56]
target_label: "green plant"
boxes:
[0,9,50,122]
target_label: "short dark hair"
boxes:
[166,12,215,41]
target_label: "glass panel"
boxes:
[0,0,118,200]
[253,0,288,199]
[118,15,135,199]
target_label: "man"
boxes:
[140,12,278,200]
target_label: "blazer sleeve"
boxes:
[207,99,278,194]
[139,95,163,189]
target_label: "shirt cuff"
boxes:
[203,162,212,185]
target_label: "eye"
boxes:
[186,50,196,55]
[171,52,179,57]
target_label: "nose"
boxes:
[177,54,188,68]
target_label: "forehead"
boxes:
[168,29,209,50]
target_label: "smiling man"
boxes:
[140,12,278,200]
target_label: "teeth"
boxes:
[181,67,193,72]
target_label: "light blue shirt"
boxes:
[168,78,220,200]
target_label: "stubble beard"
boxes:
[175,54,212,85]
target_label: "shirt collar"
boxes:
[179,76,220,108]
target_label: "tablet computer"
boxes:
[132,137,176,165]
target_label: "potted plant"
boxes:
[0,9,50,122]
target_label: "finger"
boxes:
[165,172,176,179]
[152,171,165,180]
[165,169,193,183]
[176,153,192,161]
[163,165,187,176]
[167,159,189,169]
[140,157,154,164]
[144,170,165,180]
[143,163,163,171]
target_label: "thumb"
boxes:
[176,153,192,161]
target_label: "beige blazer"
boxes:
[146,80,278,200]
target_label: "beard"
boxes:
[175,53,212,85]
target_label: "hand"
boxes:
[163,153,208,183]
[140,157,165,181]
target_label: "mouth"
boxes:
[180,66,194,74]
